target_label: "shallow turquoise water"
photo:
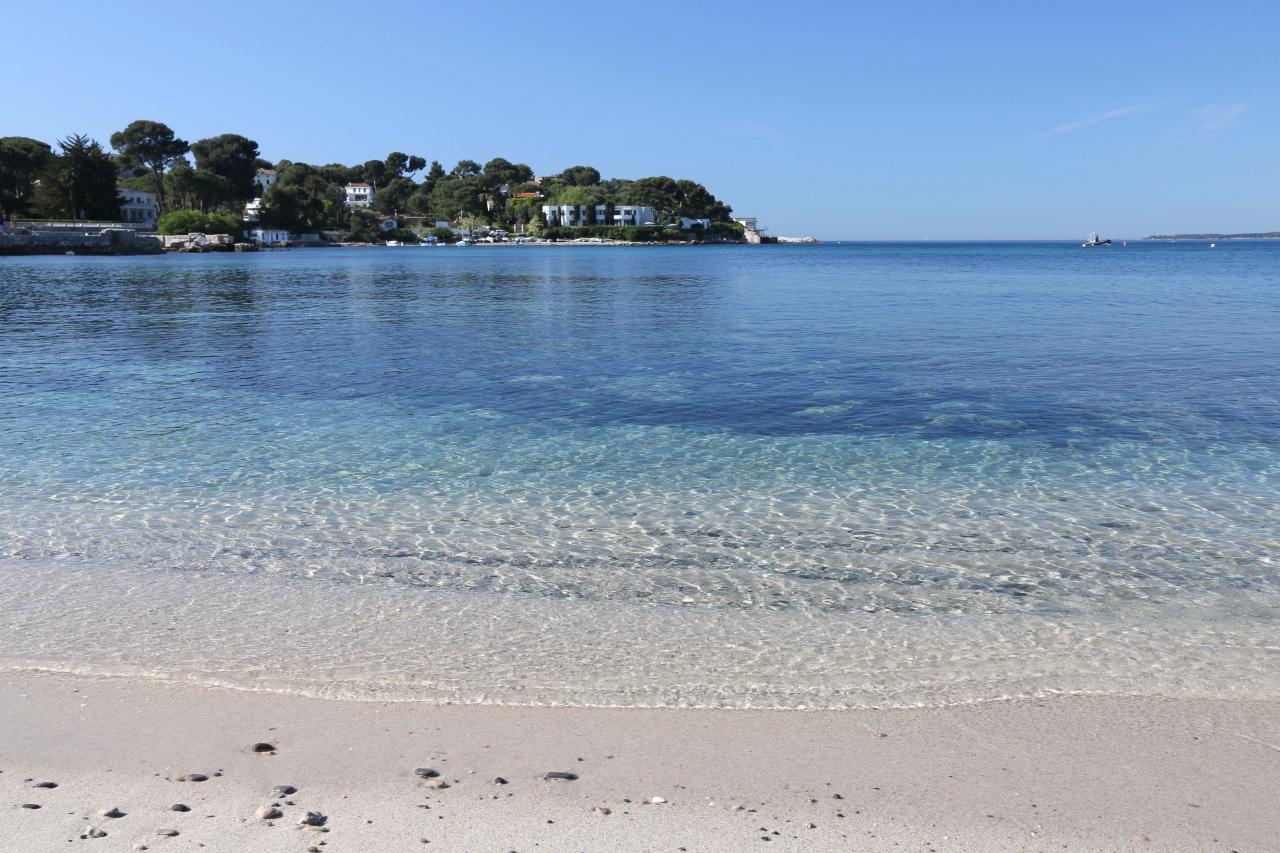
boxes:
[1,242,1277,706]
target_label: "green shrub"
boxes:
[157,209,243,236]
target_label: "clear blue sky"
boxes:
[7,1,1276,239]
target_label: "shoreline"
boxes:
[4,671,1276,852]
[4,559,1277,712]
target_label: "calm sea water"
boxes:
[1,243,1277,707]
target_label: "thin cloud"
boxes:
[739,121,790,150]
[1038,106,1145,140]
[1191,103,1248,134]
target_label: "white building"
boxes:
[117,187,158,229]
[244,197,264,222]
[541,204,655,227]
[248,227,289,244]
[345,182,374,207]
[677,217,711,230]
[254,168,277,193]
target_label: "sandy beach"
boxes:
[3,672,1277,852]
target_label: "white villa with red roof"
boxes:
[344,182,374,207]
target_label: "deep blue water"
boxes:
[1,242,1278,617]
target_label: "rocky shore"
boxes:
[0,228,162,256]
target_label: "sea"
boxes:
[1,241,1277,708]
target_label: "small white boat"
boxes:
[1082,232,1112,247]
[386,240,403,247]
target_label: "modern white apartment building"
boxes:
[344,182,374,207]
[542,204,655,227]
[117,187,158,229]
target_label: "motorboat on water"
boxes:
[1082,232,1112,247]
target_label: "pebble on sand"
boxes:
[593,806,612,816]
[155,828,180,837]
[493,777,509,785]
[648,796,668,805]
[177,773,208,782]
[426,778,450,789]
[251,742,277,753]
[299,811,327,827]
[102,807,126,818]
[21,803,41,809]
[84,827,107,839]
[543,771,578,781]
[256,805,283,820]
[270,785,297,797]
[168,804,190,812]
[414,768,440,779]
[33,781,58,789]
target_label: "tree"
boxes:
[481,157,518,191]
[384,152,409,177]
[450,159,481,178]
[319,162,359,186]
[259,162,345,232]
[190,134,261,209]
[406,155,426,177]
[459,214,486,235]
[428,175,486,221]
[0,136,53,216]
[163,157,224,213]
[373,176,416,215]
[621,176,681,219]
[558,165,601,186]
[33,134,120,220]
[361,159,387,187]
[424,160,445,194]
[109,120,188,212]
[157,209,241,235]
[674,179,731,220]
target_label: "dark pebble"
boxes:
[169,804,191,812]
[493,777,508,785]
[21,803,41,809]
[251,742,277,753]
[543,771,578,781]
[414,768,440,779]
[33,781,58,789]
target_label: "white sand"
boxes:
[3,672,1276,852]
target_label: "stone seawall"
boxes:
[0,229,163,256]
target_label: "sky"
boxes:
[5,1,1277,239]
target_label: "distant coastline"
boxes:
[1144,231,1280,240]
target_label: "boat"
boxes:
[386,240,403,247]
[1082,232,1112,247]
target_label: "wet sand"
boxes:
[3,672,1277,852]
